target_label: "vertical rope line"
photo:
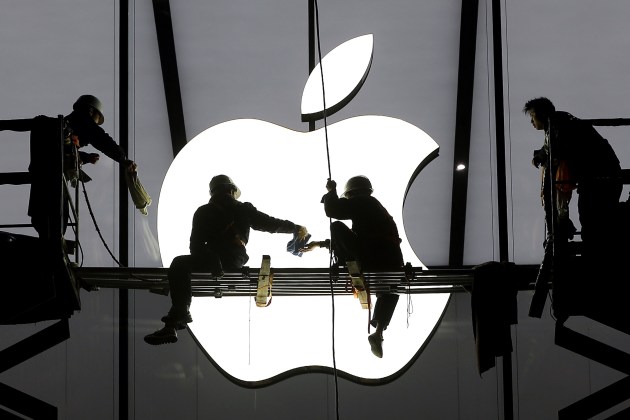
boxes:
[113,10,119,417]
[113,2,118,419]
[113,0,119,267]
[196,347,199,418]
[130,0,137,415]
[248,281,252,366]
[455,297,461,420]
[312,2,339,419]
[502,1,519,417]
[496,359,501,416]
[65,340,68,417]
[113,280,116,419]
[406,282,413,328]
[313,1,332,179]
[503,0,516,263]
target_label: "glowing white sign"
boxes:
[157,34,449,385]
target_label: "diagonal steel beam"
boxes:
[449,0,479,267]
[153,0,188,156]
[0,382,57,419]
[555,323,630,375]
[559,376,630,420]
[0,319,69,374]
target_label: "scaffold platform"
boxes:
[74,264,540,297]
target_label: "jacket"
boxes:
[189,194,298,259]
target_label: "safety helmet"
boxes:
[342,175,373,198]
[73,94,105,125]
[209,175,241,199]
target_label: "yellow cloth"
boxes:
[125,170,152,216]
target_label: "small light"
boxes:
[456,163,466,171]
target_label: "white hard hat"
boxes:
[342,175,373,198]
[209,175,241,199]
[73,94,104,125]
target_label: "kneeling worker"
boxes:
[302,176,403,358]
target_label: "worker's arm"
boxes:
[299,239,330,253]
[247,203,307,238]
[70,112,131,164]
[321,187,352,220]
[82,122,137,172]
[79,151,100,164]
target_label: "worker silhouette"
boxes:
[145,174,309,345]
[302,176,403,358]
[0,95,137,239]
[523,97,622,262]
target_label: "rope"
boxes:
[313,0,332,180]
[503,0,516,264]
[502,1,520,417]
[81,180,158,282]
[312,1,339,418]
[82,180,123,267]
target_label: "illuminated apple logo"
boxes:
[158,34,449,386]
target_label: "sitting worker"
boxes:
[144,174,309,345]
[0,94,137,238]
[302,176,403,358]
[523,97,622,263]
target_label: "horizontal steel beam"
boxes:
[75,265,539,297]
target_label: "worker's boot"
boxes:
[368,332,383,358]
[144,326,177,345]
[161,305,192,330]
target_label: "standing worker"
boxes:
[145,174,309,345]
[302,176,404,358]
[523,97,622,262]
[0,94,138,238]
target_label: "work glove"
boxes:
[295,225,309,240]
[532,148,548,168]
[124,159,138,173]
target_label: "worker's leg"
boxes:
[330,221,358,265]
[578,181,622,263]
[370,293,400,331]
[218,244,249,271]
[166,252,222,323]
[145,252,221,346]
[166,255,194,319]
[366,293,399,358]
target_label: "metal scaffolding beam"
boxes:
[75,265,539,297]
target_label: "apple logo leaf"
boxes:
[301,34,374,122]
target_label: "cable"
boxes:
[312,1,339,418]
[81,180,158,282]
[313,0,332,180]
[502,0,516,263]
[406,281,413,328]
[82,180,123,267]
[248,280,252,366]
[65,194,85,267]
[502,1,519,417]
